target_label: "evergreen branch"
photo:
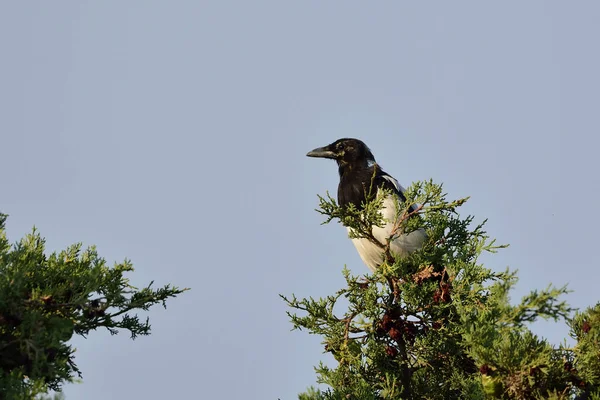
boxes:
[288,181,594,400]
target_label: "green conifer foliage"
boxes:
[283,181,599,399]
[0,214,188,399]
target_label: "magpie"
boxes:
[307,138,427,271]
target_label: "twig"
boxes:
[343,312,358,342]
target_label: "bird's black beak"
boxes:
[306,146,336,159]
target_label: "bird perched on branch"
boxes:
[307,138,427,271]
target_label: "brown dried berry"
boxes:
[432,322,442,330]
[385,346,398,358]
[479,364,491,375]
[582,321,591,333]
[388,327,403,342]
[381,314,394,331]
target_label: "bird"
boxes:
[307,138,427,271]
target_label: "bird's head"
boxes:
[306,138,375,169]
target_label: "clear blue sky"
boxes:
[1,2,599,399]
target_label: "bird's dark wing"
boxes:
[376,170,418,213]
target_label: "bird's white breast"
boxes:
[347,193,426,272]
